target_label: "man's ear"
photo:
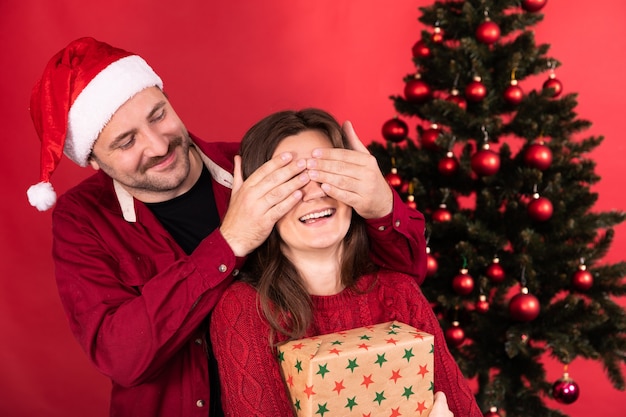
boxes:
[88,157,100,170]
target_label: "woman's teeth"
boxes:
[299,209,335,223]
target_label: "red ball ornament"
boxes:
[438,152,459,176]
[552,373,580,404]
[452,268,475,295]
[465,76,487,102]
[431,27,444,43]
[385,168,402,189]
[476,20,501,45]
[504,80,524,105]
[426,247,438,277]
[471,144,500,176]
[486,258,505,283]
[447,89,467,110]
[509,287,540,321]
[405,194,417,210]
[412,39,431,59]
[445,321,465,347]
[475,294,490,314]
[543,74,563,97]
[483,407,501,417]
[572,265,593,291]
[528,194,553,221]
[522,0,548,13]
[381,117,409,143]
[405,77,432,103]
[421,124,441,151]
[524,142,553,170]
[432,204,452,223]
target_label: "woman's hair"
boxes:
[239,108,375,342]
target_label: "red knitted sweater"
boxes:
[210,271,482,417]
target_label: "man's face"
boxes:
[90,87,195,202]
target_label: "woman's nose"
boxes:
[301,179,326,201]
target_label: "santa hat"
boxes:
[27,37,163,211]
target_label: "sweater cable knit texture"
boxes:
[210,270,482,417]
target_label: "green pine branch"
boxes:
[368,1,626,415]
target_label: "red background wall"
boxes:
[1,1,624,415]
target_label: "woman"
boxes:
[210,108,481,416]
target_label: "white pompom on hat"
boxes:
[27,37,163,211]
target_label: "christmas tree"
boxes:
[368,1,626,416]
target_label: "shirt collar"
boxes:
[113,143,234,222]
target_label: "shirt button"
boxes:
[232,269,240,277]
[194,338,203,345]
[196,399,205,408]
[395,220,401,227]
[218,264,227,273]
[377,225,386,231]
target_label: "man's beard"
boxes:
[135,135,191,192]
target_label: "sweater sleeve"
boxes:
[210,283,295,417]
[365,189,428,284]
[381,273,482,417]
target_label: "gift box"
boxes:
[278,321,434,417]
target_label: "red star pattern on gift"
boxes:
[279,322,434,416]
[386,337,399,345]
[333,380,346,395]
[416,400,428,415]
[329,347,342,356]
[361,374,374,389]
[390,369,402,383]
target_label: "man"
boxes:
[27,37,427,417]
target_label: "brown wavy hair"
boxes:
[239,108,375,343]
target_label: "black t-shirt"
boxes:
[146,164,224,416]
[146,164,220,255]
